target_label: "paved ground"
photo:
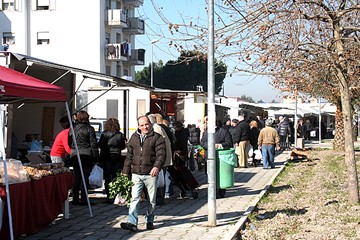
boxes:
[22,142,335,240]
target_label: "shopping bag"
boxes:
[254,149,263,160]
[89,164,103,189]
[157,169,164,188]
[235,146,240,155]
[113,193,127,206]
[248,145,254,157]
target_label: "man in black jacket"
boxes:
[232,115,251,167]
[121,116,166,232]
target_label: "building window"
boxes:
[1,0,14,11]
[37,31,50,45]
[2,32,15,45]
[32,0,55,10]
[105,32,110,44]
[106,66,111,75]
[116,33,121,43]
[36,0,49,10]
[116,64,121,77]
[123,69,128,76]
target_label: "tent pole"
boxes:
[0,107,14,240]
[65,103,93,217]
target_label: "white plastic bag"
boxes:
[89,164,103,189]
[235,146,240,155]
[113,193,127,206]
[157,169,164,188]
[254,149,263,160]
[248,145,254,157]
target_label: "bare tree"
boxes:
[141,0,360,203]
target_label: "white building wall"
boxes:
[183,95,205,128]
[0,0,140,83]
[87,87,150,137]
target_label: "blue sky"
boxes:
[135,0,283,102]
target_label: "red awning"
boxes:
[0,65,66,102]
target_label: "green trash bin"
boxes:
[216,148,238,189]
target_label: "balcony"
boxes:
[107,9,128,27]
[123,49,145,66]
[123,17,145,35]
[122,0,144,7]
[105,43,145,65]
[105,43,127,61]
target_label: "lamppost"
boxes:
[150,39,159,87]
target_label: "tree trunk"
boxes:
[338,78,359,204]
[334,25,359,204]
[333,108,345,151]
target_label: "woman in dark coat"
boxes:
[174,121,189,167]
[69,111,99,205]
[200,119,232,198]
[249,120,260,166]
[98,118,126,202]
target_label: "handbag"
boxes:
[89,164,104,189]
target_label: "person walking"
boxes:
[50,116,71,164]
[297,119,306,138]
[148,113,173,205]
[200,119,232,197]
[229,118,239,142]
[258,119,280,169]
[232,115,251,168]
[249,120,260,166]
[120,115,166,232]
[174,121,190,167]
[69,111,99,205]
[98,118,126,203]
[277,116,292,150]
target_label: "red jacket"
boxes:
[50,128,71,157]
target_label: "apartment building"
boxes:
[0,0,145,85]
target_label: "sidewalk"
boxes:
[23,152,290,240]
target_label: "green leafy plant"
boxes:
[108,173,134,207]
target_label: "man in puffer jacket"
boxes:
[121,115,165,232]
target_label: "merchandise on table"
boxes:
[0,160,70,184]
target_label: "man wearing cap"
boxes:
[232,115,251,168]
[258,119,280,169]
[229,119,239,143]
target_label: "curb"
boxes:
[228,152,290,240]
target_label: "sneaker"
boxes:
[164,193,170,199]
[121,222,137,232]
[146,223,155,230]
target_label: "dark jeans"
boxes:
[103,157,124,199]
[71,155,93,203]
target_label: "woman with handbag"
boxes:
[69,111,99,205]
[98,118,126,203]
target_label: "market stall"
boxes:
[0,66,92,240]
[0,171,73,239]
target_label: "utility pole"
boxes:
[207,0,216,227]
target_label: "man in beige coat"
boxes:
[148,114,174,201]
[258,119,280,169]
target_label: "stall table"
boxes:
[0,172,73,239]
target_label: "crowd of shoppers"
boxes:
[50,108,326,232]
